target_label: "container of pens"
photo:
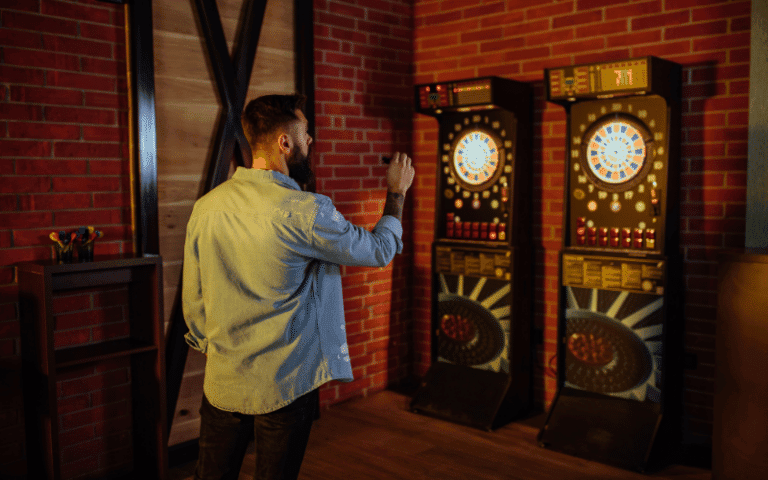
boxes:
[49,231,76,263]
[76,226,103,262]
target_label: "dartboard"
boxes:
[584,118,648,187]
[453,130,500,186]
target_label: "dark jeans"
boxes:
[194,389,318,480]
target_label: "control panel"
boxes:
[545,56,681,256]
[434,244,513,280]
[561,253,665,295]
[437,109,517,243]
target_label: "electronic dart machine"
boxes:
[537,57,683,472]
[409,77,534,431]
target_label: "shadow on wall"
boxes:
[352,70,415,393]
[529,78,555,410]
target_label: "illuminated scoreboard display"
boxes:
[600,63,649,92]
[547,58,653,101]
[416,78,504,112]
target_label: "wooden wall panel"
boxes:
[152,0,296,446]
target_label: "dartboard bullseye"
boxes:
[586,120,646,185]
[453,130,500,187]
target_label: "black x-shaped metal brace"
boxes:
[195,0,268,187]
[164,0,268,435]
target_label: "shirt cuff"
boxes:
[184,331,208,355]
[375,215,404,255]
[378,215,403,237]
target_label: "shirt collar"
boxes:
[232,167,301,191]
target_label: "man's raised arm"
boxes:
[383,152,415,222]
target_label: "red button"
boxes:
[588,227,597,236]
[472,231,479,239]
[599,237,608,246]
[622,238,631,248]
[576,227,586,236]
[610,228,620,238]
[634,238,643,248]
[646,228,656,239]
[610,238,619,247]
[622,228,631,239]
[599,227,608,236]
[577,236,586,245]
[499,223,506,233]
[446,213,454,222]
[588,236,597,246]
[480,222,488,231]
[463,230,471,238]
[472,222,480,231]
[577,217,586,227]
[480,231,488,239]
[489,232,497,240]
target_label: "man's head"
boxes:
[242,94,313,184]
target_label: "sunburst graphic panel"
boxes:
[437,273,511,374]
[564,286,663,403]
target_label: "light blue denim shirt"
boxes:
[182,167,403,414]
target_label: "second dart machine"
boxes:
[410,77,534,431]
[537,57,683,472]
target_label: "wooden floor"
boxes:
[168,390,712,480]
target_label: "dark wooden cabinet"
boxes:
[18,255,168,480]
[713,249,768,479]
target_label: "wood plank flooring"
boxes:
[168,390,712,480]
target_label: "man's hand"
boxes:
[386,152,414,195]
[383,153,414,222]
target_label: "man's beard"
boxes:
[286,147,314,185]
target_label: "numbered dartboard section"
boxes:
[568,95,670,253]
[453,130,501,187]
[583,116,651,190]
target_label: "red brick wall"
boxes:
[0,0,132,476]
[54,287,133,478]
[312,0,415,407]
[412,0,751,447]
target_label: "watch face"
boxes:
[453,130,499,186]
[586,120,647,186]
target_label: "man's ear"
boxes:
[277,132,291,154]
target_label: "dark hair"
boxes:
[241,94,307,148]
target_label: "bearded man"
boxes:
[182,94,415,480]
